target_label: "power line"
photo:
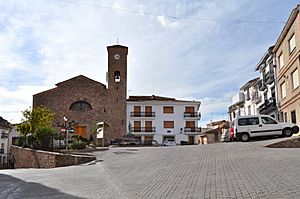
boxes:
[54,0,286,24]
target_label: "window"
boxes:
[247,106,251,115]
[114,71,121,82]
[278,53,284,69]
[238,117,259,126]
[289,33,296,53]
[281,82,286,99]
[164,121,174,128]
[70,101,92,111]
[261,117,278,124]
[292,69,299,89]
[291,110,296,124]
[163,106,174,114]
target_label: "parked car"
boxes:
[221,129,232,142]
[111,138,123,145]
[163,139,176,146]
[233,115,299,142]
[152,140,159,146]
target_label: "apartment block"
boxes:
[273,4,300,125]
[127,95,201,145]
[255,46,280,120]
[228,78,260,121]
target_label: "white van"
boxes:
[233,115,299,142]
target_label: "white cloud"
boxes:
[0,0,296,123]
[0,85,52,123]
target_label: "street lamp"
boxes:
[63,117,68,150]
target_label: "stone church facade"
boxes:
[33,45,128,146]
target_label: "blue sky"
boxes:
[0,0,298,126]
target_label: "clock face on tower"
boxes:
[114,54,120,60]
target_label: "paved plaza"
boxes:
[1,138,300,199]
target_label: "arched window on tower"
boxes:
[114,71,121,82]
[70,101,92,112]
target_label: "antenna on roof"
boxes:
[116,38,119,45]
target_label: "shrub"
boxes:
[69,140,86,150]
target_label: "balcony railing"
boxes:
[130,112,155,117]
[0,149,4,154]
[265,71,274,85]
[184,112,201,119]
[1,132,8,139]
[184,127,201,133]
[258,81,267,91]
[132,127,156,133]
[258,98,277,114]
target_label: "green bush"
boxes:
[69,140,86,150]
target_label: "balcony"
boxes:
[258,98,277,114]
[232,92,244,104]
[132,127,156,133]
[0,149,4,154]
[251,91,261,104]
[1,132,8,139]
[265,71,274,85]
[184,112,201,119]
[130,112,155,118]
[184,127,201,134]
[258,80,267,91]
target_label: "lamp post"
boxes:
[63,117,68,150]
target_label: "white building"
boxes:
[0,117,11,167]
[229,78,260,121]
[126,95,201,145]
[255,46,280,120]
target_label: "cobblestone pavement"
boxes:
[0,138,299,199]
[99,138,300,199]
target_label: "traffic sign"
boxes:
[68,128,75,133]
[60,128,66,133]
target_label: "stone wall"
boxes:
[10,146,96,168]
[266,137,300,148]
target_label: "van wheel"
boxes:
[241,133,250,142]
[283,128,293,137]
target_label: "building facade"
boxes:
[126,95,201,145]
[273,4,300,125]
[0,117,11,167]
[255,46,280,120]
[228,78,260,122]
[33,45,128,146]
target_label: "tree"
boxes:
[18,106,55,149]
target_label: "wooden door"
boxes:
[185,106,194,113]
[145,106,152,117]
[145,121,152,132]
[134,106,141,116]
[134,121,141,132]
[74,126,87,138]
[188,136,194,145]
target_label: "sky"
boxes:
[0,0,299,126]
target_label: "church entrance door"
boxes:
[74,126,87,138]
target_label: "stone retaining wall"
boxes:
[10,146,96,168]
[266,137,300,148]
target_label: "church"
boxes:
[33,45,128,146]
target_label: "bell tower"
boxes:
[106,45,128,141]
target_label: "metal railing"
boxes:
[184,112,201,119]
[184,127,201,133]
[130,112,155,117]
[132,127,156,132]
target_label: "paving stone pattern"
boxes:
[101,138,300,199]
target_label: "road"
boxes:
[1,138,300,199]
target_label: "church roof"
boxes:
[34,75,107,96]
[55,75,106,87]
